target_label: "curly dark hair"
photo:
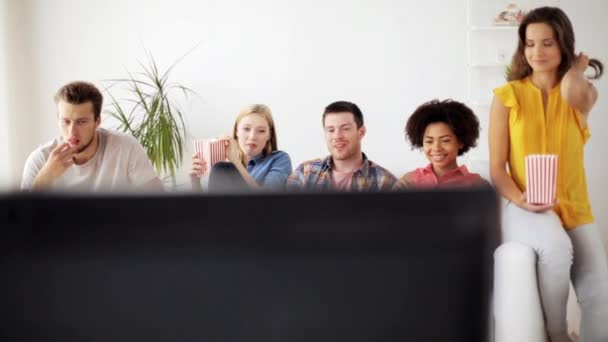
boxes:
[405,99,480,156]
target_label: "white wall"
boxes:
[1,1,17,190]
[3,0,608,245]
[0,0,9,190]
[2,0,37,191]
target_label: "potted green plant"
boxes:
[104,52,195,188]
[504,64,512,81]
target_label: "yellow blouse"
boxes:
[494,78,593,229]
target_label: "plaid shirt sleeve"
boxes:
[370,163,400,191]
[392,179,408,191]
[378,171,399,191]
[286,163,306,190]
[395,171,415,190]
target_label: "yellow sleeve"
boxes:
[573,109,591,144]
[493,82,519,111]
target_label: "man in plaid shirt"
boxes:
[287,101,399,191]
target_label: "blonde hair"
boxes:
[232,104,278,165]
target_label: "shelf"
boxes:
[468,63,508,68]
[469,25,518,31]
[470,25,519,31]
[466,0,522,115]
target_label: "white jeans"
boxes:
[497,202,608,342]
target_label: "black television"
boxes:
[0,189,498,342]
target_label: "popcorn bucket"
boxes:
[193,138,228,175]
[525,154,558,205]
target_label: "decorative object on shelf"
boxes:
[494,3,526,26]
[104,50,196,188]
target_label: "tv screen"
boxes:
[1,189,498,342]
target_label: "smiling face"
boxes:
[323,112,365,162]
[57,100,100,154]
[423,122,462,174]
[525,22,562,74]
[235,113,271,158]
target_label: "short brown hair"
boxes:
[322,101,364,128]
[54,81,103,120]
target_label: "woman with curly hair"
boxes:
[401,99,487,188]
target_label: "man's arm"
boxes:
[22,143,75,191]
[21,152,44,190]
[286,163,307,190]
[140,177,165,192]
[396,171,416,189]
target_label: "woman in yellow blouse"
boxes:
[489,7,607,342]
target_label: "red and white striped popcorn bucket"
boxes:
[193,138,228,175]
[525,154,558,205]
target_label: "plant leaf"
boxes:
[101,48,197,185]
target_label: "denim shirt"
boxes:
[246,150,293,189]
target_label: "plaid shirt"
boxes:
[287,153,400,191]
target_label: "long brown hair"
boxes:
[508,6,603,81]
[232,104,278,165]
